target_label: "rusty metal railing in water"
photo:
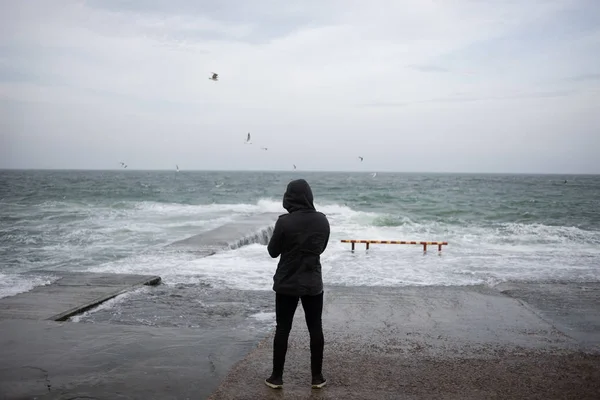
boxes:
[341,240,448,252]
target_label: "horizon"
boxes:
[1,167,597,176]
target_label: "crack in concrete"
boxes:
[208,353,217,375]
[22,365,51,392]
[498,290,577,343]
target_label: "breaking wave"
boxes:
[2,196,600,298]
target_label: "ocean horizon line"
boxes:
[0,168,598,176]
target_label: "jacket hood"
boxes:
[283,179,315,212]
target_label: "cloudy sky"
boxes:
[1,0,599,173]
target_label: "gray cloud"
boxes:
[408,64,451,73]
[84,0,334,43]
[359,90,576,108]
[566,73,600,82]
[1,0,599,173]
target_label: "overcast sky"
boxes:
[1,0,599,173]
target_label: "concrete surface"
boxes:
[68,284,275,330]
[0,318,264,400]
[0,272,161,321]
[168,212,279,255]
[1,282,599,399]
[496,282,600,347]
[208,284,600,400]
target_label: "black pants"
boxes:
[272,291,324,378]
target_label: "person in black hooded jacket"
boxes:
[264,179,330,390]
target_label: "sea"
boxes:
[1,170,599,328]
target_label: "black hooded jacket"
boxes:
[267,179,330,297]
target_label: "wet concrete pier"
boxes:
[0,271,161,321]
[168,212,280,255]
[209,283,600,400]
[1,282,599,399]
[0,318,263,400]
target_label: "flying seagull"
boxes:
[176,164,179,172]
[293,164,297,170]
[245,133,252,144]
[209,72,218,81]
[358,156,364,162]
[261,147,268,151]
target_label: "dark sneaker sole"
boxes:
[312,380,327,389]
[264,379,283,389]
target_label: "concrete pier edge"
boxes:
[49,275,162,321]
[0,272,162,322]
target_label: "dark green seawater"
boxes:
[1,170,599,300]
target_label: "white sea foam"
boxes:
[250,311,276,322]
[88,198,599,291]
[3,198,600,299]
[0,273,58,299]
[69,288,146,322]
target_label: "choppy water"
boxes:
[1,170,599,324]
